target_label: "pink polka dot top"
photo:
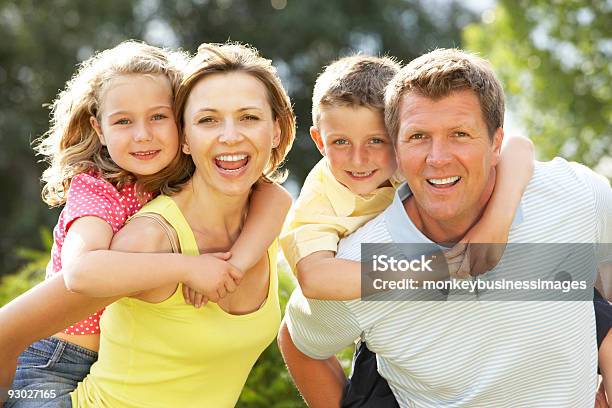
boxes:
[46,173,151,335]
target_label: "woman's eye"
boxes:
[198,117,215,124]
[242,114,259,121]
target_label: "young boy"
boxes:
[280,55,534,300]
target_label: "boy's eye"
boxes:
[333,139,349,145]
[370,137,385,144]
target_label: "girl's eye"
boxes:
[333,139,349,146]
[152,114,166,121]
[114,118,130,125]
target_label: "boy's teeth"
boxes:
[428,176,460,185]
[351,171,373,177]
[216,154,248,162]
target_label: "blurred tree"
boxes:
[463,0,611,173]
[0,0,476,275]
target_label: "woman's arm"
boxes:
[229,181,292,273]
[0,273,120,394]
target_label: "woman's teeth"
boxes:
[215,154,249,171]
[216,154,247,162]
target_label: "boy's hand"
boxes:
[453,220,509,278]
[182,252,243,307]
[0,355,17,403]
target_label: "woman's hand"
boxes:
[182,252,243,308]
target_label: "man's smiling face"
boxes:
[395,89,503,224]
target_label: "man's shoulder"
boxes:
[337,212,391,260]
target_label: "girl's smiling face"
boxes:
[91,74,179,177]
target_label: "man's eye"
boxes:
[333,139,349,145]
[114,118,130,125]
[409,133,424,140]
[455,131,469,138]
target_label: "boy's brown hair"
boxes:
[312,55,400,127]
[385,48,505,143]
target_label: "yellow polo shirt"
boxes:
[280,158,399,273]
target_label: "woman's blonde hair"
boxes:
[140,42,296,195]
[36,40,187,206]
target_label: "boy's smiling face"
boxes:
[311,105,397,195]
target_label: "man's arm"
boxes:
[278,321,346,407]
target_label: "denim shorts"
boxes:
[5,336,97,408]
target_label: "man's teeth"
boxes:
[350,171,374,177]
[216,154,248,162]
[428,176,460,185]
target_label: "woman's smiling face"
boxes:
[182,71,281,196]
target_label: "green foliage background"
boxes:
[1,0,609,405]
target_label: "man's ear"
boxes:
[491,127,504,166]
[90,116,106,146]
[310,126,326,156]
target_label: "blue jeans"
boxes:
[5,337,97,408]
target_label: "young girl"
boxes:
[3,41,290,407]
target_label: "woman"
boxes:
[1,42,295,407]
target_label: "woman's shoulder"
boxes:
[111,213,176,254]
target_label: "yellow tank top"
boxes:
[71,195,281,407]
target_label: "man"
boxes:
[278,48,612,407]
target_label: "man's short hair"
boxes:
[312,55,400,127]
[384,48,505,142]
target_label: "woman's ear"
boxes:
[182,143,191,155]
[272,119,281,148]
[90,116,106,146]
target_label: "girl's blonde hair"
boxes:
[140,42,296,195]
[36,40,187,206]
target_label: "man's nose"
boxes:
[219,120,244,144]
[425,138,452,167]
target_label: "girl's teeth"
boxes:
[428,176,460,185]
[216,154,248,162]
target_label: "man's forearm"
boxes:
[278,322,346,407]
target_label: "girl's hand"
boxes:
[182,252,243,308]
[453,220,508,278]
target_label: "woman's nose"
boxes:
[218,120,244,144]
